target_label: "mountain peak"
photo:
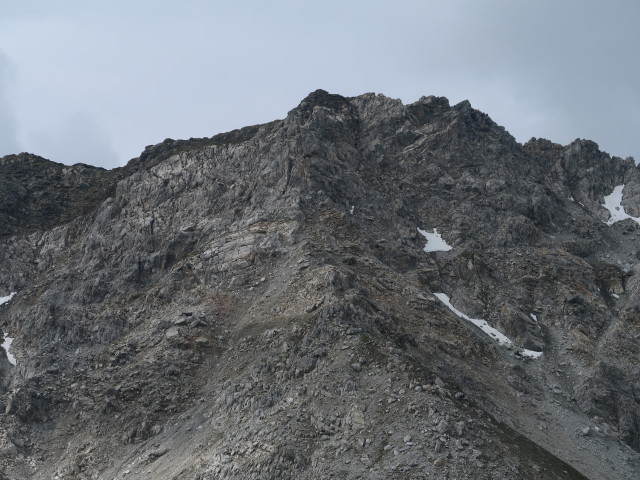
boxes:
[0,91,639,479]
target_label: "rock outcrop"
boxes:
[0,89,639,479]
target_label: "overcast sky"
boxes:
[0,1,638,169]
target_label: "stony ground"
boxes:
[0,90,639,479]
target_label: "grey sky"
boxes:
[0,51,21,155]
[0,1,638,168]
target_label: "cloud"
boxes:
[1,1,638,166]
[397,0,640,159]
[28,112,120,169]
[0,51,22,157]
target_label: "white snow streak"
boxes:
[434,293,542,359]
[602,185,640,225]
[520,349,543,359]
[2,337,15,365]
[418,228,453,252]
[0,292,16,305]
[1,292,17,365]
[530,313,538,322]
[434,293,511,344]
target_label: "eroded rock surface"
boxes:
[0,90,639,479]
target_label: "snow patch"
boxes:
[434,293,511,344]
[611,293,620,299]
[602,185,640,225]
[434,293,542,359]
[350,206,355,214]
[1,293,17,365]
[519,349,543,359]
[530,313,538,322]
[0,292,16,305]
[2,337,15,365]
[418,228,453,252]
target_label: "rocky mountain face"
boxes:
[1,89,639,479]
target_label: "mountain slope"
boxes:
[0,90,639,479]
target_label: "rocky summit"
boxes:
[1,89,640,479]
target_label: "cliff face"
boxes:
[0,90,639,479]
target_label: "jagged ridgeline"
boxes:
[0,90,639,479]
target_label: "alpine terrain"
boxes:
[1,90,640,479]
